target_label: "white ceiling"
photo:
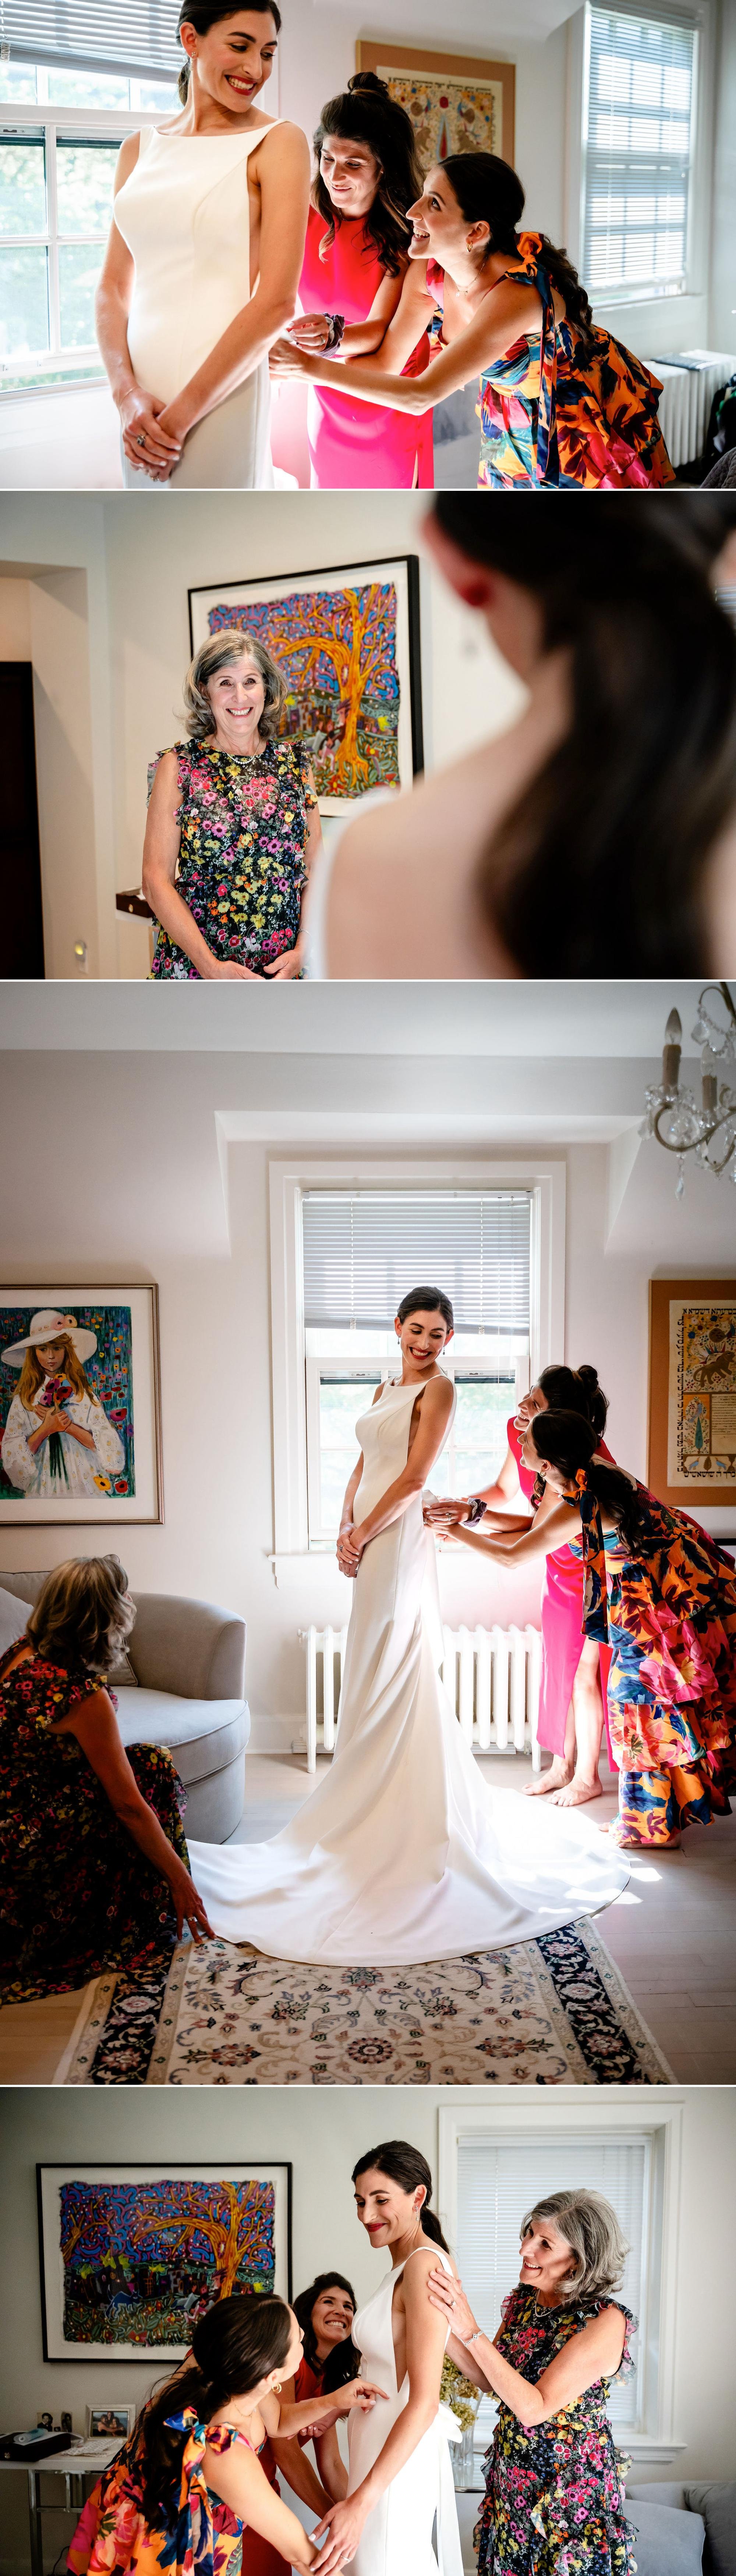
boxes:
[315,1,579,40]
[0,980,710,1060]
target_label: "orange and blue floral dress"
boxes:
[0,1647,188,2002]
[68,2410,255,2576]
[148,737,318,978]
[428,235,674,490]
[579,1480,736,1846]
[475,2286,636,2576]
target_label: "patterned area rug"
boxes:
[55,1921,673,2087]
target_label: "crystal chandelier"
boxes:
[640,982,736,1198]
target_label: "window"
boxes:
[456,2129,648,2437]
[581,5,698,302]
[0,57,177,389]
[301,1190,532,1547]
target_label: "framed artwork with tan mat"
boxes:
[355,42,515,172]
[648,1277,736,1509]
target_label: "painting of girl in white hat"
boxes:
[1,1311,127,1501]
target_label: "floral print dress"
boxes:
[579,1480,736,1846]
[68,2409,255,2576]
[475,2286,636,2576]
[428,235,674,490]
[148,737,318,978]
[0,1648,189,2002]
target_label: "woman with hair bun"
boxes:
[427,1362,616,1807]
[450,1406,736,1850]
[273,150,673,490]
[142,626,322,979]
[427,2189,636,2575]
[312,2141,463,2576]
[68,2293,385,2576]
[96,6,310,488]
[289,72,433,489]
[188,1289,627,1960]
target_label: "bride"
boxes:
[188,1287,628,1959]
[312,2140,463,2576]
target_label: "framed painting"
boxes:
[188,555,424,816]
[0,1286,163,1526]
[37,2164,293,2362]
[355,41,515,171]
[648,1277,736,1509]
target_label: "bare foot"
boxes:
[524,1758,573,1797]
[549,1775,603,1808]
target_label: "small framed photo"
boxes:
[355,40,516,170]
[85,2407,135,2439]
[38,2163,293,2361]
[188,554,424,816]
[0,1286,163,1526]
[648,1277,736,1508]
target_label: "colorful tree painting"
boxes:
[0,1304,134,1502]
[208,582,401,799]
[59,2178,276,2349]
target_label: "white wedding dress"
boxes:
[189,1378,628,1961]
[114,124,277,489]
[347,2245,463,2576]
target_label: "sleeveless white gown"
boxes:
[189,1378,628,1963]
[347,2245,463,2576]
[114,123,278,489]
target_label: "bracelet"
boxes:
[465,1498,487,1526]
[464,2329,485,2345]
[325,312,346,351]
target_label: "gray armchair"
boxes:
[0,1572,250,1842]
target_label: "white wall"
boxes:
[0,576,31,657]
[0,500,118,980]
[711,0,736,352]
[0,2084,734,2575]
[0,1044,733,1742]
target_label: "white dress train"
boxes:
[114,124,277,490]
[189,1379,629,1963]
[347,2245,464,2576]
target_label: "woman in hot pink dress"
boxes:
[291,72,433,490]
[427,1363,615,1806]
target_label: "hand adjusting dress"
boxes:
[190,1380,628,1963]
[347,2245,463,2576]
[475,2286,637,2576]
[114,122,282,489]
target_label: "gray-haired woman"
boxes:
[427,2189,636,2574]
[142,627,323,979]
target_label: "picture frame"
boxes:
[85,2406,136,2439]
[648,1277,736,1509]
[37,2164,293,2362]
[188,555,424,816]
[0,1286,163,1527]
[355,40,515,171]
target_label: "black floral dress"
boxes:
[148,737,318,978]
[0,1648,190,2002]
[475,2286,636,2575]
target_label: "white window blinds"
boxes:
[583,6,696,299]
[456,2132,645,2426]
[0,2,181,81]
[301,1192,532,1336]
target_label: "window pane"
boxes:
[57,141,119,237]
[43,68,131,108]
[0,139,46,240]
[59,241,105,346]
[318,1377,380,1534]
[0,64,38,101]
[453,1376,515,1492]
[131,79,179,110]
[0,243,50,357]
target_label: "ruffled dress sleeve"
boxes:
[147,743,192,806]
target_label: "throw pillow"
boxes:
[624,2501,705,2574]
[107,1648,139,1688]
[686,2485,736,2576]
[0,1584,31,1657]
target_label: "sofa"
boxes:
[625,2481,736,2576]
[0,1572,250,1842]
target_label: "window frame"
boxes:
[268,1156,566,1578]
[304,1350,529,1550]
[565,0,715,333]
[0,92,174,393]
[438,2093,687,2463]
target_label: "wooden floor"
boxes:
[3,1746,735,2085]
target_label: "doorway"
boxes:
[0,662,45,976]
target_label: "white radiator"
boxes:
[643,349,736,469]
[300,1623,541,1775]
